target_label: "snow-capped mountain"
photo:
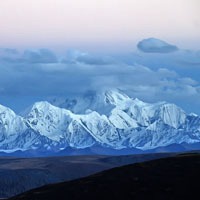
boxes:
[49,90,115,115]
[0,89,200,153]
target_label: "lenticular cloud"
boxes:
[137,38,179,53]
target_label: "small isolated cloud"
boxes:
[0,48,21,63]
[0,48,58,64]
[62,50,115,65]
[23,49,58,64]
[137,38,179,53]
[0,48,18,55]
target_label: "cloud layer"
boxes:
[0,39,200,114]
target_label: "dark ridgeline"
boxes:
[0,153,169,198]
[9,153,200,200]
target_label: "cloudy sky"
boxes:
[0,0,200,114]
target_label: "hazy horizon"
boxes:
[0,0,199,49]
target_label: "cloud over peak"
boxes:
[137,38,179,53]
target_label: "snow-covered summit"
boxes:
[0,89,200,152]
[104,89,130,106]
[26,101,73,141]
[0,104,26,137]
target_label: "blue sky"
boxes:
[0,0,200,114]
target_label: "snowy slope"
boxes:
[0,104,55,151]
[0,89,200,152]
[26,101,72,141]
[0,104,27,149]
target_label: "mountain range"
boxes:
[1,89,200,154]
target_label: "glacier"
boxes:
[0,89,200,153]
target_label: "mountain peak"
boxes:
[0,104,16,114]
[0,104,26,138]
[31,101,54,109]
[132,98,147,106]
[104,89,130,106]
[0,89,200,152]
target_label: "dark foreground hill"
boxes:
[9,153,200,200]
[0,153,170,198]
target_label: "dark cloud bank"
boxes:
[0,38,200,114]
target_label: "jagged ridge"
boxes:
[0,90,200,152]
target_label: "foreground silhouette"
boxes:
[9,153,200,200]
